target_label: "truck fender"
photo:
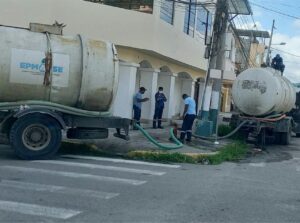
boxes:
[13,108,66,130]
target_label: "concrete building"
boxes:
[235,29,270,73]
[0,0,237,123]
[0,0,209,122]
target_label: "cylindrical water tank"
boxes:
[232,68,296,116]
[0,26,118,112]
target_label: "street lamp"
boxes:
[272,42,286,46]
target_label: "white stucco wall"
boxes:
[113,62,139,118]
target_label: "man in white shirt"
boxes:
[180,94,196,143]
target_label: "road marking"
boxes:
[61,155,181,168]
[33,160,166,176]
[296,166,300,172]
[0,180,119,199]
[249,162,266,167]
[1,166,146,186]
[0,200,81,219]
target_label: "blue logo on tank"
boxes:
[20,58,64,74]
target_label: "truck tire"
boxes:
[296,133,300,138]
[9,114,62,160]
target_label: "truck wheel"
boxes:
[296,133,300,138]
[9,114,62,160]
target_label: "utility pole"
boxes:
[196,0,229,137]
[209,0,229,134]
[266,19,275,66]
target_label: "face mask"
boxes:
[159,90,163,93]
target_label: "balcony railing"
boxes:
[84,0,154,13]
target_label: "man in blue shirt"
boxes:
[153,87,167,129]
[180,94,196,143]
[133,87,149,130]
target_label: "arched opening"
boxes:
[139,60,153,69]
[173,72,195,118]
[135,60,154,92]
[157,65,174,121]
[159,65,172,73]
[135,60,157,122]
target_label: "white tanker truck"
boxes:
[231,67,298,146]
[0,25,130,160]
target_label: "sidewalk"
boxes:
[77,125,231,156]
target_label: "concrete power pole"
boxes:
[209,0,229,134]
[196,0,229,137]
[266,19,275,66]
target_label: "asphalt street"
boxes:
[0,138,299,223]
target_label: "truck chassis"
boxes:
[231,114,293,148]
[0,105,131,160]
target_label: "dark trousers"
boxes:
[133,105,141,126]
[180,114,196,141]
[153,107,164,128]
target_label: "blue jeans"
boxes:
[153,107,164,128]
[180,114,196,141]
[133,105,141,126]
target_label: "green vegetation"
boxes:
[218,124,248,141]
[127,142,248,165]
[59,140,248,165]
[206,142,248,164]
[218,124,233,137]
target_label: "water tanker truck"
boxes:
[231,67,298,146]
[0,25,130,159]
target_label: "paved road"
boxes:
[0,138,300,223]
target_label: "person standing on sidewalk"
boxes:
[180,94,196,143]
[153,87,167,129]
[133,87,149,130]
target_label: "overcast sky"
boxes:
[246,0,300,83]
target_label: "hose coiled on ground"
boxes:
[134,123,183,150]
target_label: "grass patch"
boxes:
[127,151,205,164]
[206,141,248,164]
[218,124,233,137]
[126,142,248,165]
[217,124,248,141]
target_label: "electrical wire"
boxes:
[271,47,300,58]
[250,2,300,20]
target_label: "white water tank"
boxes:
[232,68,296,116]
[0,25,119,112]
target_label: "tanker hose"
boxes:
[134,123,183,150]
[192,120,249,140]
[241,114,286,122]
[0,101,111,117]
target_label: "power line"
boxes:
[250,2,300,20]
[271,47,300,58]
[251,0,300,9]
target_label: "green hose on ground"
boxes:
[134,123,183,150]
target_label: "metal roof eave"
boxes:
[236,29,270,38]
[228,0,252,15]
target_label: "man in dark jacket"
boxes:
[271,54,285,74]
[153,87,167,129]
